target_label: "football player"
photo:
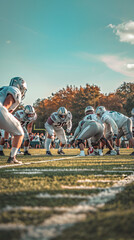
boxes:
[83,106,117,155]
[45,107,72,155]
[69,117,104,156]
[14,105,37,155]
[0,77,27,163]
[96,106,134,155]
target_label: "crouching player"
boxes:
[96,106,134,155]
[70,119,104,156]
[0,77,27,163]
[14,105,37,155]
[45,107,72,155]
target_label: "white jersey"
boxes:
[103,111,128,129]
[83,113,104,130]
[83,113,98,122]
[47,111,72,131]
[0,86,21,111]
[100,110,129,136]
[14,110,37,127]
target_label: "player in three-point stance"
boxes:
[45,107,72,155]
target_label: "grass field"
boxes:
[0,148,134,240]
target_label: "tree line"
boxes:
[33,82,134,132]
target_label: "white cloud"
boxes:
[126,64,134,69]
[76,52,134,77]
[108,20,134,44]
[99,55,134,77]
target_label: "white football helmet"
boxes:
[9,77,27,100]
[131,108,134,116]
[57,107,68,120]
[24,105,35,120]
[85,106,94,115]
[96,106,106,117]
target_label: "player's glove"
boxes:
[66,128,71,133]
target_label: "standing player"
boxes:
[0,77,27,163]
[96,106,134,155]
[45,107,72,155]
[14,105,37,155]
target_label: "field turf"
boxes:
[0,148,134,240]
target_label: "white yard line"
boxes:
[3,167,134,174]
[61,185,105,190]
[0,156,78,169]
[77,179,117,183]
[36,193,97,199]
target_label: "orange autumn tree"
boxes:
[33,82,133,133]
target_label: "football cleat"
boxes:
[98,149,103,156]
[46,151,53,156]
[57,149,65,155]
[7,156,22,164]
[77,151,85,157]
[24,151,31,155]
[17,151,24,155]
[130,151,134,156]
[110,150,117,155]
[0,150,5,156]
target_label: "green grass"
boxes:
[0,148,134,240]
[54,182,134,240]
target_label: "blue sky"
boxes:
[0,0,134,105]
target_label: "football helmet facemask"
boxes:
[57,107,68,120]
[9,77,27,100]
[96,106,106,117]
[24,105,35,121]
[85,106,94,115]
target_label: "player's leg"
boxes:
[0,130,9,156]
[0,106,24,163]
[23,127,31,155]
[56,128,67,155]
[45,124,55,155]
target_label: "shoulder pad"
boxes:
[50,112,58,122]
[7,86,21,103]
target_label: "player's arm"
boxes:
[66,119,72,133]
[105,116,118,136]
[3,94,15,110]
[45,117,55,136]
[66,111,73,133]
[69,124,81,145]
